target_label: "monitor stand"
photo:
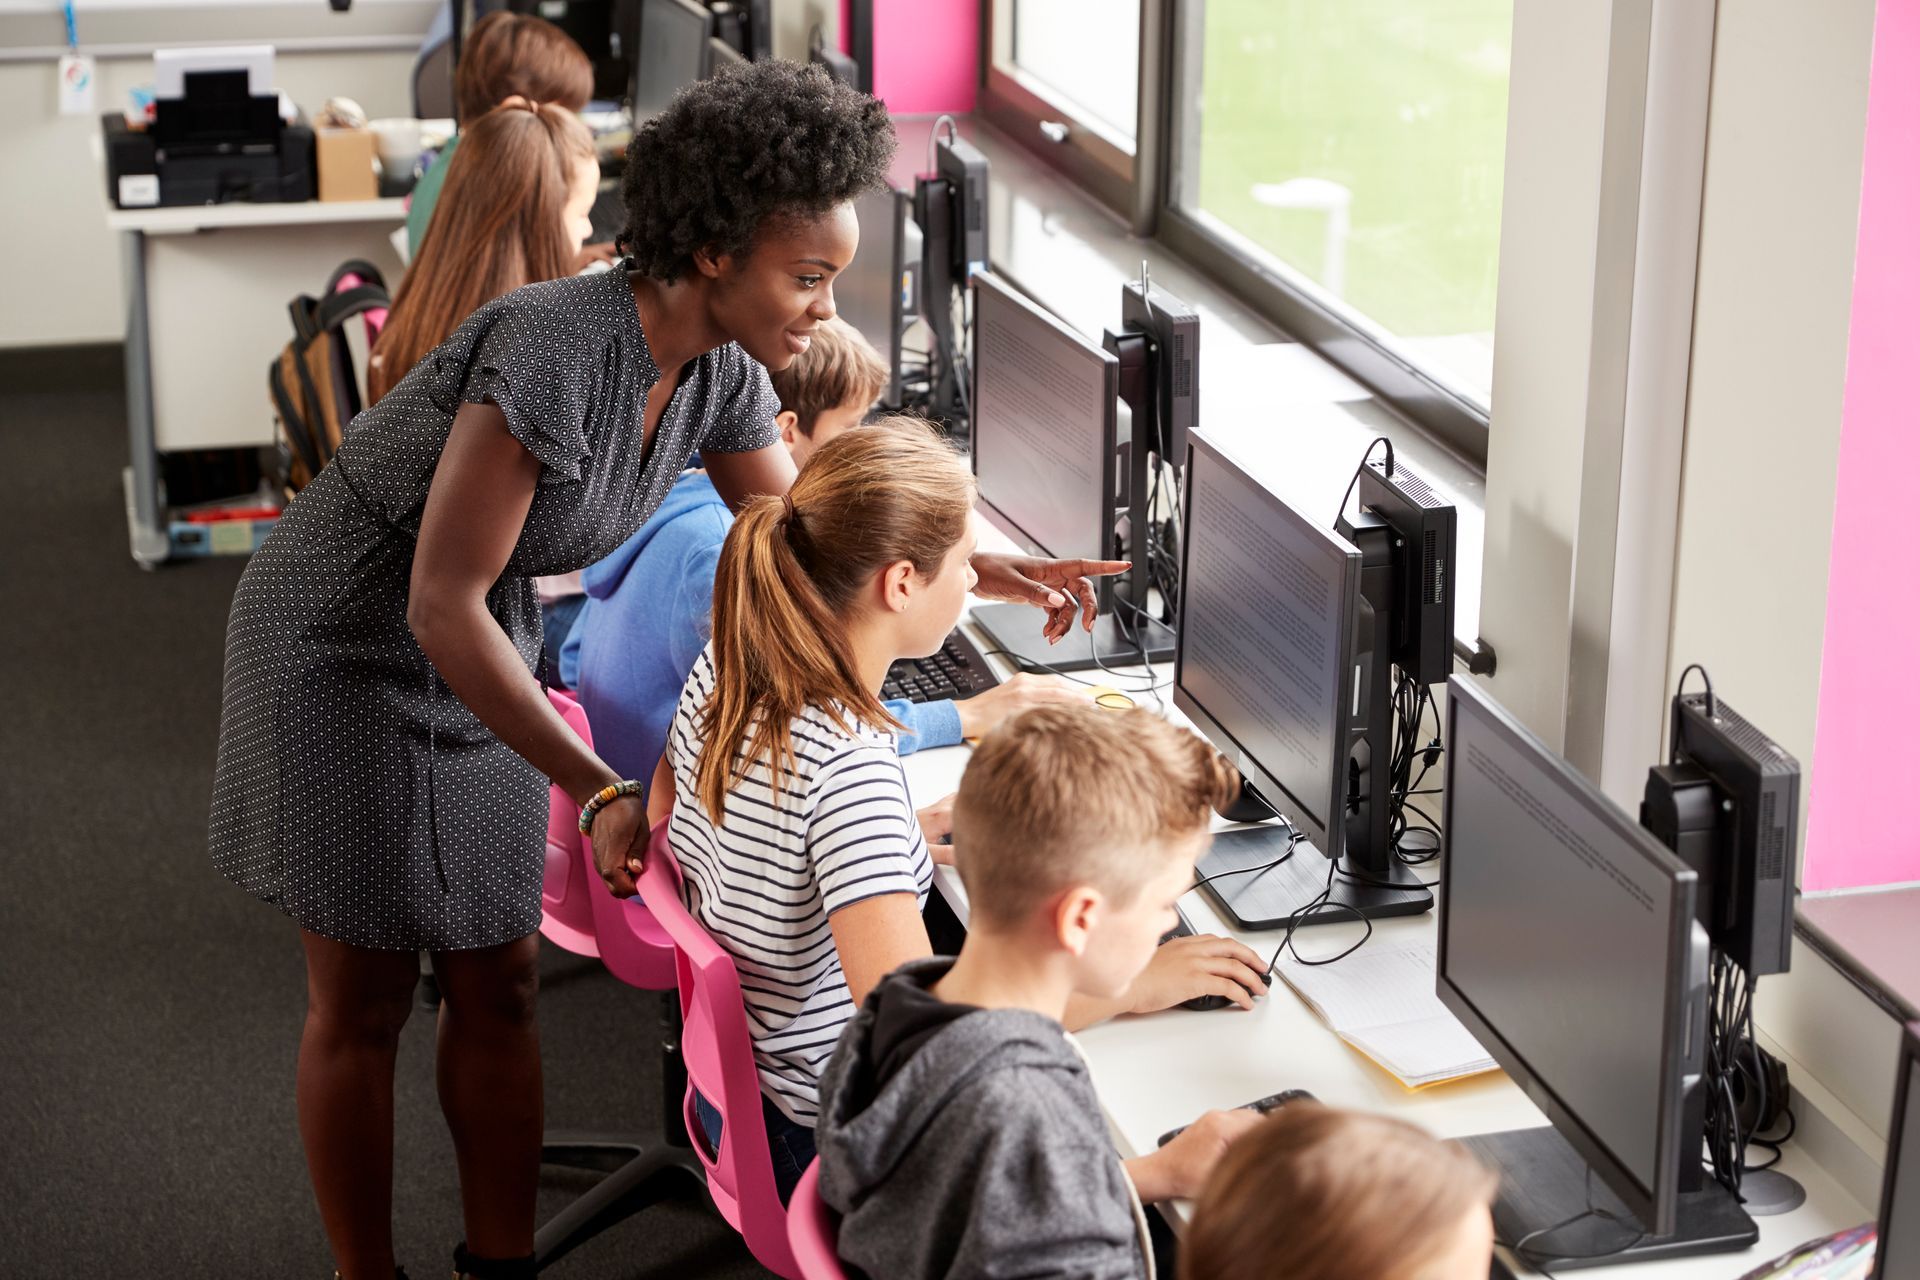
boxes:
[1195,824,1432,931]
[970,602,1174,675]
[1459,1126,1757,1271]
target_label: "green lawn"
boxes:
[1193,0,1512,350]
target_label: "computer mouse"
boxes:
[1180,969,1271,1011]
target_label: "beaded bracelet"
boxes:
[578,779,645,836]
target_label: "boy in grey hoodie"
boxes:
[815,705,1270,1279]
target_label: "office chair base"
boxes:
[534,1135,706,1271]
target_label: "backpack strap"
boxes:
[313,284,391,334]
[325,258,388,295]
[269,355,327,483]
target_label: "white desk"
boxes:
[107,198,406,567]
[899,602,1868,1278]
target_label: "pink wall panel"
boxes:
[1804,0,1920,889]
[839,0,979,116]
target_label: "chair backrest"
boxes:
[538,688,599,958]
[580,809,678,992]
[786,1160,850,1280]
[640,827,801,1279]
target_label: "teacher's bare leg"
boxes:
[298,928,421,1280]
[429,932,543,1263]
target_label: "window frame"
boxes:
[977,0,1139,215]
[977,0,1496,469]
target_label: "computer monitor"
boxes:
[705,0,769,60]
[837,186,919,409]
[1441,674,1757,1268]
[708,34,746,70]
[970,270,1162,673]
[1115,274,1199,471]
[631,0,711,122]
[1642,688,1801,977]
[1880,1024,1920,1279]
[913,127,989,429]
[1174,431,1358,887]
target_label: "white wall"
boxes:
[1665,0,1871,864]
[1478,0,1618,747]
[0,6,427,349]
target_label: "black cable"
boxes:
[1499,1168,1649,1275]
[1332,436,1394,531]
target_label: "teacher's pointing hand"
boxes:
[969,552,1132,643]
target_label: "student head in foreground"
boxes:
[560,317,1077,782]
[405,10,596,256]
[372,97,599,402]
[1182,1103,1498,1280]
[814,704,1274,1279]
[644,428,1267,1205]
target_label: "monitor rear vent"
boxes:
[1375,463,1442,509]
[1759,792,1785,881]
[1171,335,1192,397]
[1684,696,1790,766]
[1422,530,1440,605]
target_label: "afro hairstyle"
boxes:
[618,60,896,281]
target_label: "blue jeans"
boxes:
[693,1089,816,1205]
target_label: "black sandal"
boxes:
[451,1242,535,1280]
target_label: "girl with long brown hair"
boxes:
[1182,1103,1499,1280]
[370,98,598,403]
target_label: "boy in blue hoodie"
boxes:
[561,317,1077,785]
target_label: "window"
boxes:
[1010,0,1141,146]
[981,0,1141,209]
[1168,0,1513,412]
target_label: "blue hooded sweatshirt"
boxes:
[561,470,962,784]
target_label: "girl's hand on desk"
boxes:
[1128,933,1269,1014]
[1127,1107,1266,1203]
[590,793,648,898]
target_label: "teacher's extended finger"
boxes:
[1074,576,1099,631]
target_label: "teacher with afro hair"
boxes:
[208,61,1124,1280]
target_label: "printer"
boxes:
[104,46,314,208]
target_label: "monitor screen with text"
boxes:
[970,272,1113,564]
[1175,433,1357,843]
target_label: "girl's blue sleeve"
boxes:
[886,697,963,756]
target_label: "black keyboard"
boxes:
[881,629,1001,705]
[1157,1088,1316,1148]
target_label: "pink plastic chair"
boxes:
[640,828,804,1278]
[538,688,598,957]
[786,1160,851,1280]
[534,821,701,1269]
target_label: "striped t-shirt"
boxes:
[666,646,933,1124]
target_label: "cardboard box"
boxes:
[315,127,377,202]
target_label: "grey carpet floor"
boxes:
[0,347,772,1280]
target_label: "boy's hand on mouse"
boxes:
[1127,1107,1266,1203]
[916,792,957,864]
[955,672,1082,739]
[1127,933,1270,1014]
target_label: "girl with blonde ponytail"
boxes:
[637,420,976,1200]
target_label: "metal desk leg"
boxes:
[120,228,169,569]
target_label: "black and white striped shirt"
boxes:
[666,647,933,1124]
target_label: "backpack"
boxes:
[269,260,390,494]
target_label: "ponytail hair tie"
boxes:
[780,492,798,527]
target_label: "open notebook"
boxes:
[1276,938,1498,1088]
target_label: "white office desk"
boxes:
[901,603,1868,1278]
[107,197,406,566]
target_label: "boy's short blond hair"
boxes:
[768,317,889,434]
[953,705,1240,930]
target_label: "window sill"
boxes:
[887,113,1490,654]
